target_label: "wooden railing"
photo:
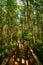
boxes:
[6,46,42,65]
[6,46,19,65]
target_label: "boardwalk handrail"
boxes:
[29,47,42,65]
[6,46,19,65]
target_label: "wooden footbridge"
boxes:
[6,46,42,65]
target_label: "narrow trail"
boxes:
[6,47,36,65]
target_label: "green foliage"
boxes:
[22,29,32,41]
[34,44,43,62]
[35,39,42,44]
[0,0,43,63]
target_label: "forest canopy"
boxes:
[0,0,43,65]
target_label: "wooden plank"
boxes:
[21,58,25,64]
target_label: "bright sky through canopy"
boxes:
[16,0,23,6]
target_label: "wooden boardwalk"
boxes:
[6,47,37,65]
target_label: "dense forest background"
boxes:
[0,0,43,65]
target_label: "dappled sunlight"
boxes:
[22,58,25,64]
[0,0,43,65]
